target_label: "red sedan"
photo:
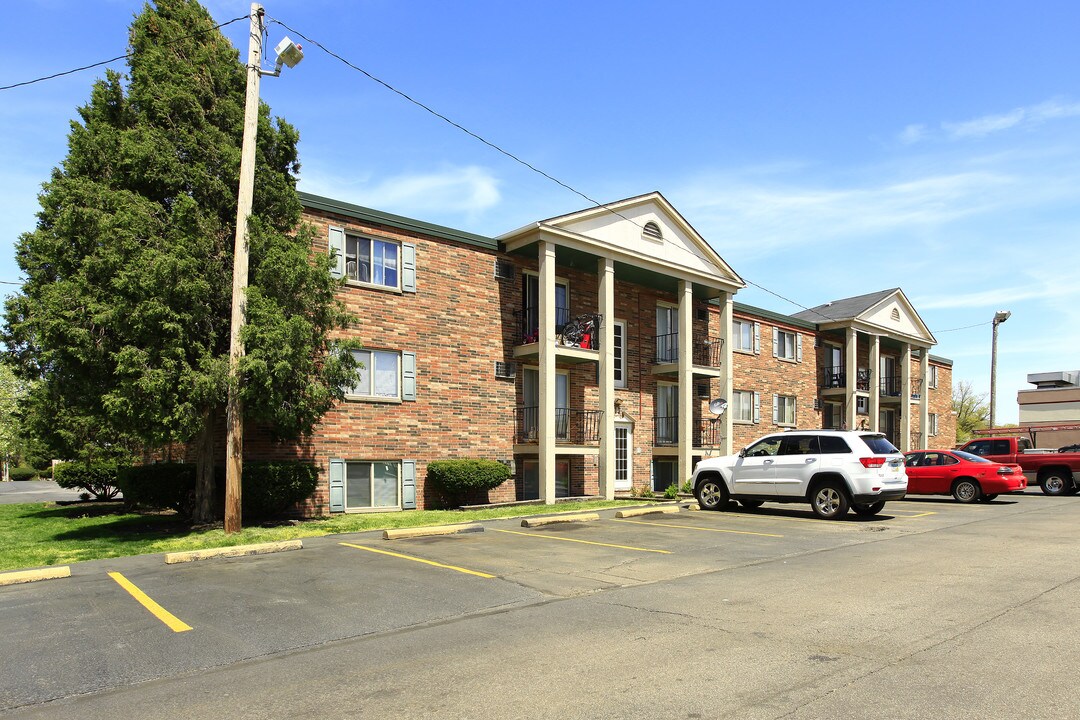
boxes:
[903,449,1027,503]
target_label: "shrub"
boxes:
[39,466,53,479]
[427,459,510,505]
[117,463,196,516]
[240,461,319,519]
[680,480,692,494]
[53,462,120,500]
[9,466,39,481]
[664,483,679,499]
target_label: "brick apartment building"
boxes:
[247,190,954,515]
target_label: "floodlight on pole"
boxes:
[224,3,303,534]
[989,309,1011,431]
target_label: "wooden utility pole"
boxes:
[225,3,265,534]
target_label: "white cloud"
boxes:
[899,123,927,145]
[904,98,1080,142]
[914,283,1080,311]
[299,165,501,217]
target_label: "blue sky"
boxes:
[3,1,1079,425]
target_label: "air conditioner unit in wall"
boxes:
[494,259,515,280]
[494,361,516,379]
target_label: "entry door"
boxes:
[523,368,568,439]
[656,384,678,444]
[879,409,898,446]
[614,422,632,491]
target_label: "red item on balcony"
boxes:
[580,333,590,349]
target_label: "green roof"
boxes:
[299,191,497,250]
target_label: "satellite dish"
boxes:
[709,398,728,417]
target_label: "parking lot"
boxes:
[3,491,1079,719]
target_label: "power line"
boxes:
[931,320,992,334]
[0,14,250,92]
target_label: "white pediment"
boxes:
[860,291,936,345]
[536,193,742,288]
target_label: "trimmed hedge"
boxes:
[427,459,510,505]
[53,462,120,500]
[116,461,318,520]
[117,463,196,516]
[9,466,39,482]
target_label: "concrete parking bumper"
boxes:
[614,505,681,518]
[520,513,600,528]
[383,523,484,540]
[164,540,303,564]
[0,566,71,586]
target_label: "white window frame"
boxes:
[348,349,401,401]
[732,389,758,424]
[774,328,798,362]
[928,413,939,436]
[345,234,401,290]
[774,394,796,426]
[613,320,627,389]
[929,365,939,389]
[344,460,401,512]
[732,319,754,353]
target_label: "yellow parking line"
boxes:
[613,518,783,538]
[339,542,495,578]
[107,572,192,633]
[491,528,671,554]
[893,511,937,519]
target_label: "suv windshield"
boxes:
[859,434,900,455]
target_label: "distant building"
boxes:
[1018,372,1080,447]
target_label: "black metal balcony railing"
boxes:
[822,366,845,388]
[654,416,678,446]
[515,306,572,345]
[880,375,902,397]
[652,334,725,367]
[695,418,723,447]
[857,369,872,392]
[910,379,923,400]
[514,406,602,444]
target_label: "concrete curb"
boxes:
[521,513,600,528]
[164,539,303,565]
[383,524,484,540]
[0,566,71,586]
[614,506,682,518]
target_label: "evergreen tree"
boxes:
[3,0,355,522]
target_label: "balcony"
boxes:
[651,334,724,377]
[514,406,602,445]
[880,375,902,398]
[653,416,725,448]
[514,309,602,364]
[820,367,872,392]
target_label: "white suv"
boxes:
[692,430,907,519]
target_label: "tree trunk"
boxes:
[193,408,217,523]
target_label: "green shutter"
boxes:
[402,460,416,509]
[402,352,417,401]
[328,226,345,278]
[401,242,416,292]
[329,458,345,513]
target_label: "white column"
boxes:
[845,327,858,430]
[719,292,734,455]
[597,257,616,499]
[919,350,930,450]
[538,241,557,504]
[868,335,881,432]
[900,343,912,451]
[677,280,694,486]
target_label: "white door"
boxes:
[614,422,632,491]
[656,305,677,362]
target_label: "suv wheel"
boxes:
[811,482,849,520]
[695,477,728,511]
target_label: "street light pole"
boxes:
[225,4,303,533]
[989,310,1011,431]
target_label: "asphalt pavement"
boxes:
[0,480,84,504]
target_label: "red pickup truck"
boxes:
[957,437,1080,495]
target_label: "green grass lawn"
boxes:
[0,499,644,572]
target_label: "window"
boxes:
[520,459,570,500]
[328,459,416,512]
[928,413,939,436]
[856,396,869,415]
[779,435,818,455]
[328,227,415,292]
[733,319,758,353]
[774,394,796,426]
[656,383,678,444]
[818,435,852,454]
[772,328,800,362]
[613,320,627,388]
[823,401,842,430]
[656,304,677,363]
[348,350,416,401]
[929,365,939,389]
[523,273,569,335]
[744,436,782,456]
[651,459,678,492]
[523,368,568,439]
[732,390,758,423]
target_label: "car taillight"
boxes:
[998,466,1011,475]
[860,457,887,468]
